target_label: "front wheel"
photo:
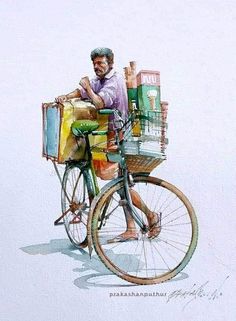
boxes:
[91,175,198,285]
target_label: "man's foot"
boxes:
[107,231,138,243]
[147,212,161,239]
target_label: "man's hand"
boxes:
[55,95,67,103]
[79,77,91,91]
[79,76,104,109]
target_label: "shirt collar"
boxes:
[95,68,115,80]
[104,68,115,79]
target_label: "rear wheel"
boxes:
[61,164,91,248]
[91,175,198,285]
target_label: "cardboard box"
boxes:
[42,99,108,163]
[137,70,161,111]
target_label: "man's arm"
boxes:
[79,77,105,109]
[55,88,81,103]
[66,88,81,100]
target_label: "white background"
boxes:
[1,1,236,320]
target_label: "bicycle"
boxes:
[51,108,198,285]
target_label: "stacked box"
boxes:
[137,70,161,111]
[122,63,168,173]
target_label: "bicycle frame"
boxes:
[74,128,149,231]
[85,122,149,256]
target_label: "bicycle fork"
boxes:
[122,172,149,233]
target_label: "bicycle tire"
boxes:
[61,163,92,248]
[91,175,198,285]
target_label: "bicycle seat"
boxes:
[71,120,99,136]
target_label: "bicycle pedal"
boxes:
[54,220,64,226]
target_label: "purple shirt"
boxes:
[79,69,128,129]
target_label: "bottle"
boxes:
[131,100,141,137]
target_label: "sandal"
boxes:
[107,234,138,244]
[148,212,161,239]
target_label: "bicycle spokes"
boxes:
[91,176,198,285]
[61,165,91,247]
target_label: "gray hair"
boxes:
[90,47,114,64]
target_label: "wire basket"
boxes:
[123,109,168,173]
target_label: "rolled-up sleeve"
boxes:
[97,81,117,108]
[79,86,89,99]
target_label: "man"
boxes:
[56,47,128,131]
[56,47,159,241]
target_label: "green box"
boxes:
[137,85,161,111]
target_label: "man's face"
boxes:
[92,56,111,78]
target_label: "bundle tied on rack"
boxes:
[123,62,169,173]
